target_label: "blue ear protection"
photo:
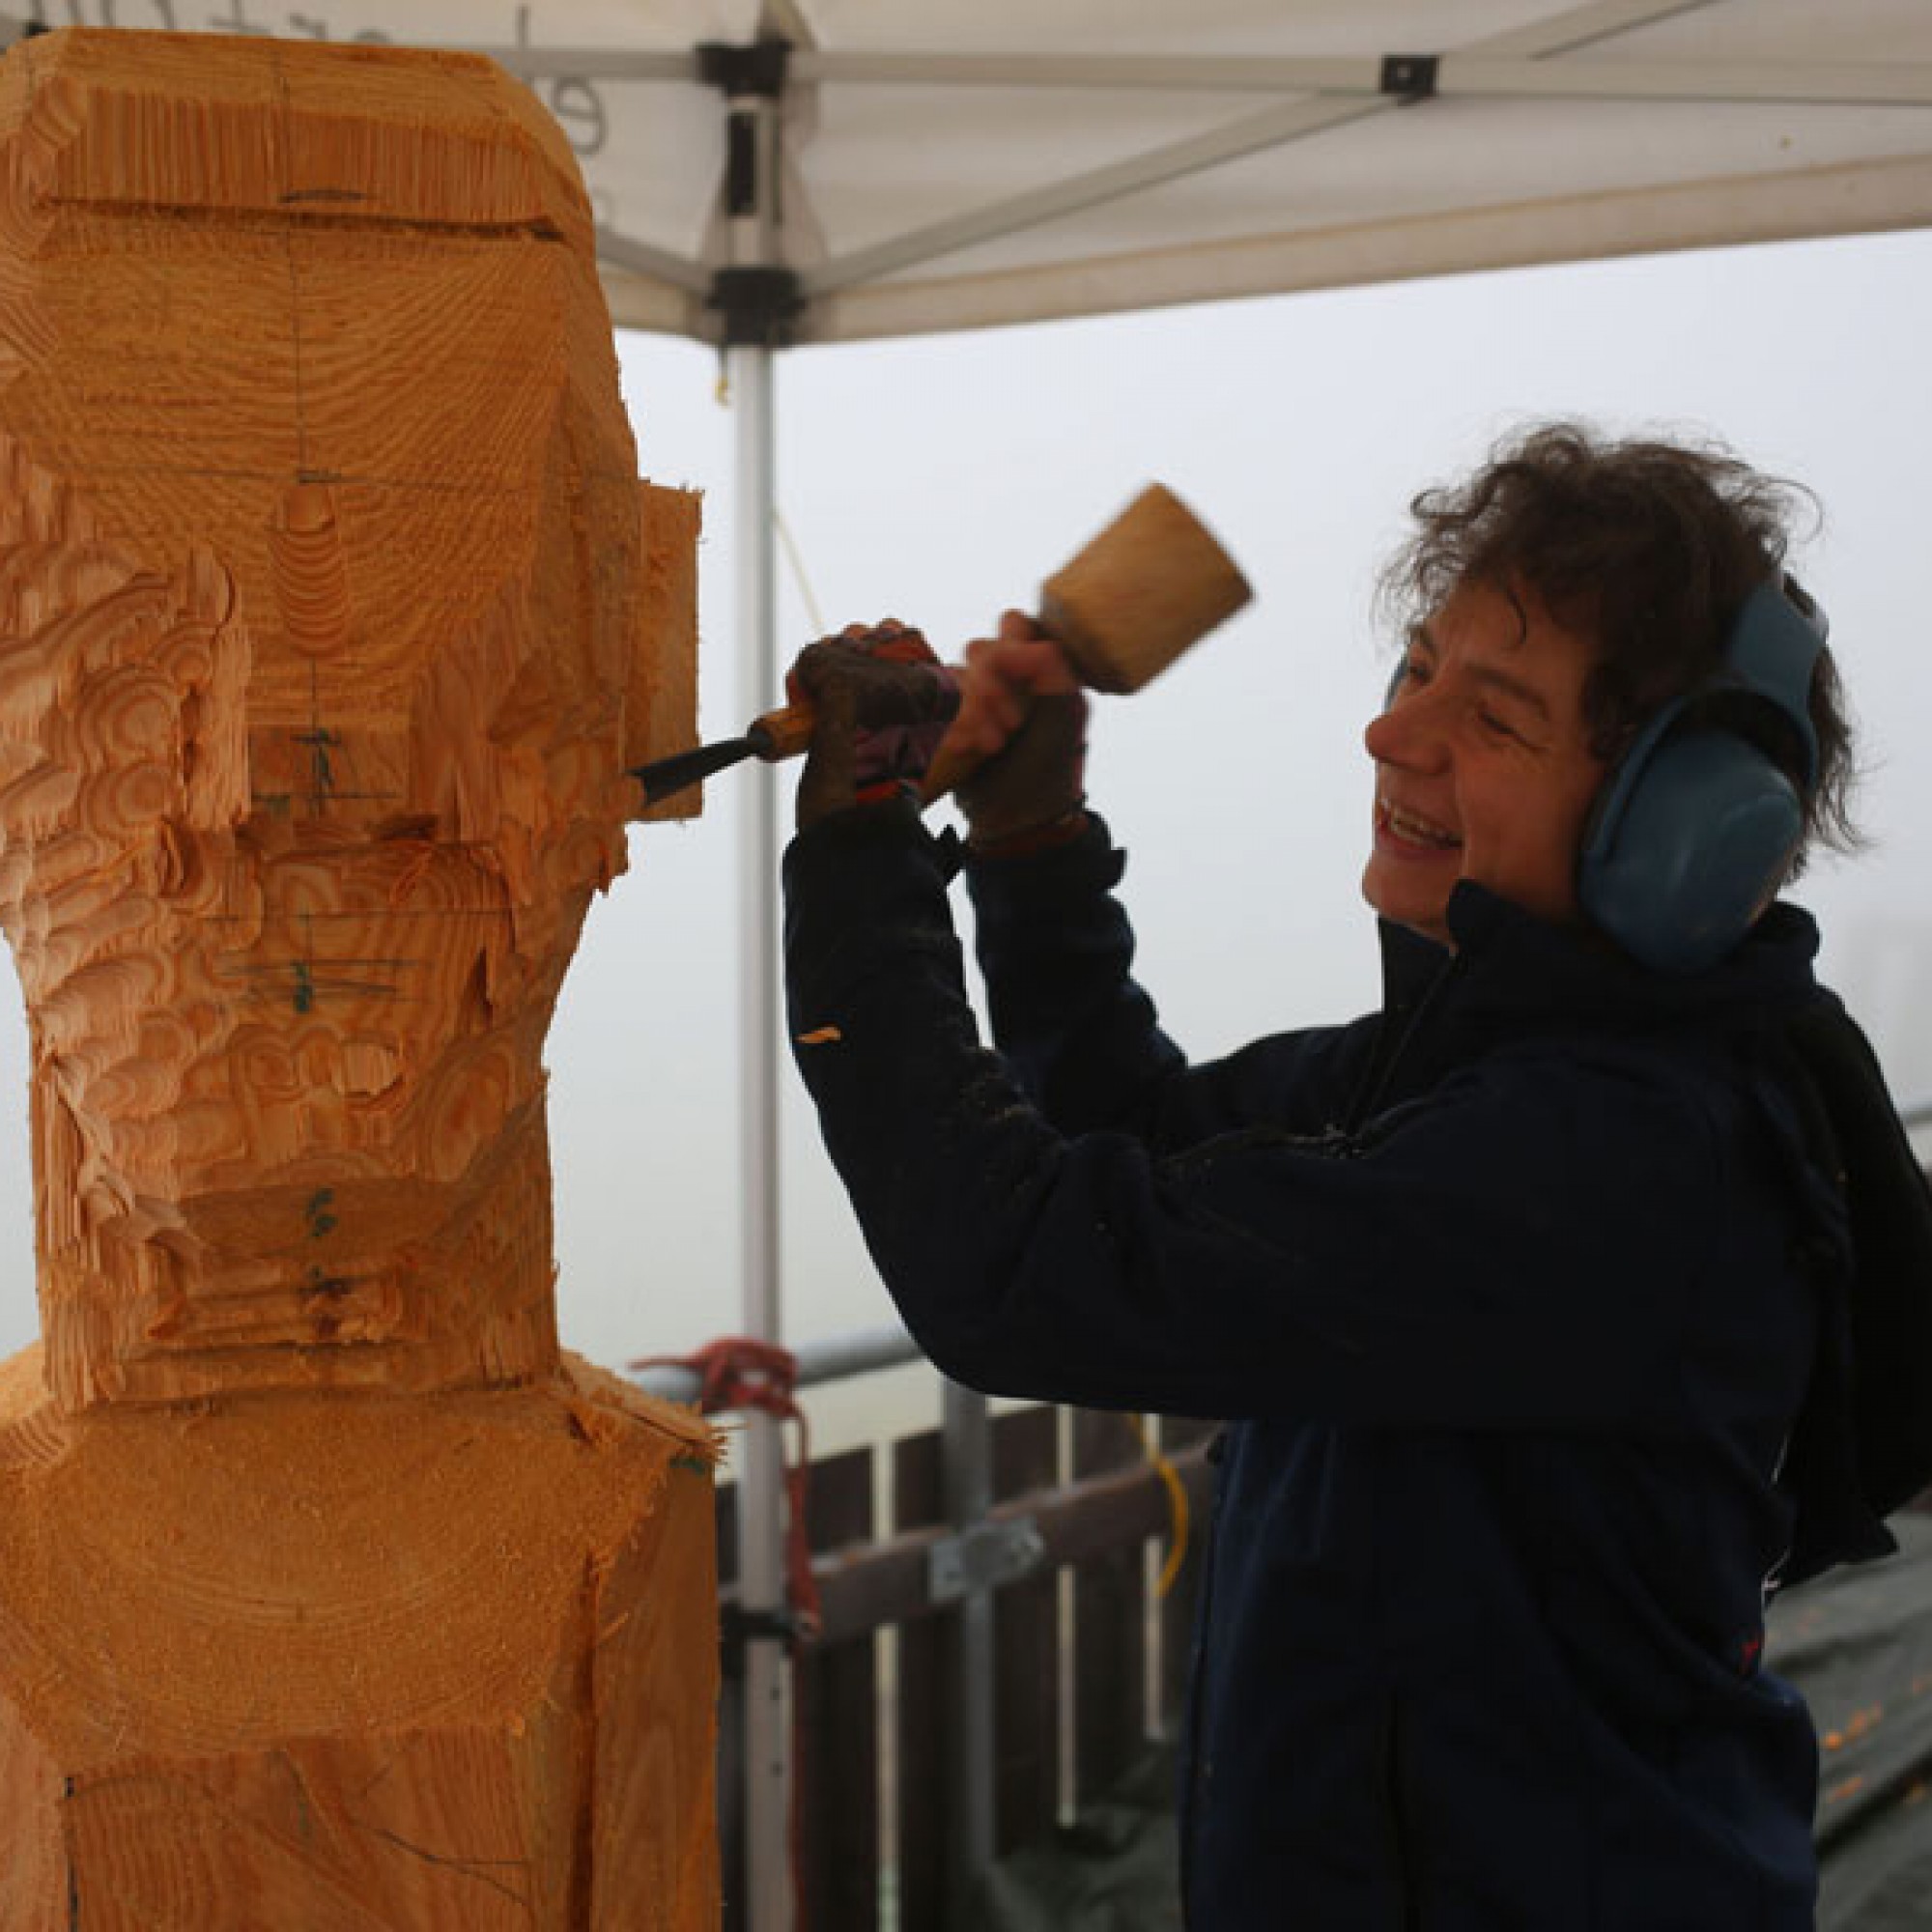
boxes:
[1577,580,1825,975]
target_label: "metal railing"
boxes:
[634,1333,1207,1927]
[628,1088,1932,1411]
[639,1090,1932,1421]
[636,1325,998,1918]
[634,1322,921,1408]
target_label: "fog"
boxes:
[1,227,1927,1451]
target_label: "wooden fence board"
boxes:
[892,1426,948,1929]
[798,1447,880,1931]
[1070,1409,1151,1808]
[991,1405,1063,1854]
[714,1404,1211,1918]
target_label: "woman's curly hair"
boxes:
[1378,421,1861,875]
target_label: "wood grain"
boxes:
[0,1347,720,1930]
[0,28,715,1926]
[0,25,698,1406]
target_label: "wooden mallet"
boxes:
[628,482,1253,809]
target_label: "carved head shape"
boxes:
[0,32,695,1406]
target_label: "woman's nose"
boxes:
[1364,691,1446,770]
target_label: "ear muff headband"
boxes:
[1578,580,1826,976]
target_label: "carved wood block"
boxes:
[0,28,717,1926]
[0,24,699,1406]
[0,1348,719,1929]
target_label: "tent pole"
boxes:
[722,58,792,1931]
[731,327,792,1932]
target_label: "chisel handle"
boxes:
[745,702,817,760]
[747,691,985,802]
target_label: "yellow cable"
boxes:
[1128,1413,1191,1598]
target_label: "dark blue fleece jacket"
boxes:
[782,801,1878,1930]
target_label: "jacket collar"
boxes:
[1378,883,1822,1036]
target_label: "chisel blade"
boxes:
[629,734,761,808]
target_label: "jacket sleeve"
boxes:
[963,812,1371,1147]
[784,801,1734,1427]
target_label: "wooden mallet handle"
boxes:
[739,483,1251,793]
[920,482,1251,801]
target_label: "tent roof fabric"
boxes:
[448,0,1932,344]
[23,4,1931,346]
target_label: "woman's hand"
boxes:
[947,611,1090,850]
[786,619,960,829]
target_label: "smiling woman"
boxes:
[1380,423,1861,868]
[1372,424,1864,977]
[1363,578,1606,945]
[775,418,1932,1928]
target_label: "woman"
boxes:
[781,424,1932,1927]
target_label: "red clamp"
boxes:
[631,1335,822,1642]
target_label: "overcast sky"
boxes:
[0,226,1926,1450]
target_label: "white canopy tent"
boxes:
[548,0,1932,349]
[474,11,1932,1918]
[20,5,1932,1921]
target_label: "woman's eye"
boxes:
[1477,708,1520,741]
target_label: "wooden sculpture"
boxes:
[0,28,717,1928]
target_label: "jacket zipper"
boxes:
[1346,950,1471,1134]
[1178,1429,1229,1928]
[1381,1692,1422,1931]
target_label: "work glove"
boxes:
[787,619,960,830]
[952,613,1090,854]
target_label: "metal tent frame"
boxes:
[477,12,1932,1923]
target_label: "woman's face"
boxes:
[1361,578,1608,947]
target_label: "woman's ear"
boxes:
[625,482,702,822]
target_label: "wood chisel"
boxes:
[629,482,1253,810]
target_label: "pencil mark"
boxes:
[221,956,416,1011]
[355,1823,532,1910]
[294,724,338,802]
